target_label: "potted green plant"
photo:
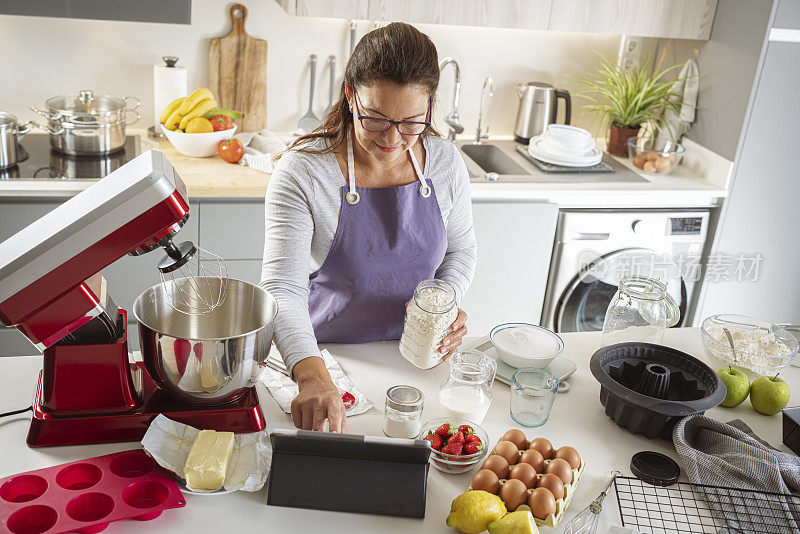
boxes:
[573,54,683,157]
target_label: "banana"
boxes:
[163,107,184,131]
[178,88,215,116]
[178,98,218,130]
[159,97,185,125]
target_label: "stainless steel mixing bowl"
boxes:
[133,277,278,405]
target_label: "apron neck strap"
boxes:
[346,133,431,203]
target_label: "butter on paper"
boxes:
[141,414,270,493]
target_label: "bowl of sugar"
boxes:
[489,323,564,369]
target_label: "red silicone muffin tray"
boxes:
[0,449,185,534]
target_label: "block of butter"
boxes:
[183,429,235,491]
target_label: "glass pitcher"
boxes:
[439,349,497,425]
[601,275,680,346]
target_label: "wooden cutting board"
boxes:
[208,3,267,132]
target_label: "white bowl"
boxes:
[162,124,237,158]
[489,323,564,369]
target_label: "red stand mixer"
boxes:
[0,150,277,447]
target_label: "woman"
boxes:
[261,22,477,433]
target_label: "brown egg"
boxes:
[667,153,677,163]
[501,429,528,450]
[481,455,510,479]
[499,479,528,511]
[528,437,553,460]
[545,458,573,485]
[528,487,557,520]
[519,449,545,473]
[536,473,565,500]
[554,446,581,470]
[643,160,657,173]
[493,440,520,466]
[509,462,537,489]
[655,156,672,172]
[633,155,646,169]
[471,469,501,494]
[645,151,659,161]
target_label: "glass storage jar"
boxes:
[399,279,457,369]
[382,385,424,438]
[601,275,680,346]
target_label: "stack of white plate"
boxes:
[528,124,602,167]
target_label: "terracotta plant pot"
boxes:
[607,124,640,157]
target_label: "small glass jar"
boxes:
[399,279,457,369]
[382,385,424,438]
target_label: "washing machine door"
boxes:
[554,248,687,333]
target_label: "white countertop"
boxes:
[0,328,794,532]
[0,134,730,208]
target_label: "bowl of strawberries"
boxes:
[420,418,489,474]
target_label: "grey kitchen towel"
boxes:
[655,57,699,144]
[673,414,800,533]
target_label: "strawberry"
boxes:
[464,441,484,455]
[458,424,475,435]
[424,433,443,450]
[448,431,465,445]
[465,434,483,446]
[340,391,356,409]
[435,423,455,437]
[441,442,463,456]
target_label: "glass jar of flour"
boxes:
[399,279,457,369]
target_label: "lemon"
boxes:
[185,117,213,133]
[446,490,507,534]
[488,510,540,534]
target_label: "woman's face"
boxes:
[348,81,430,164]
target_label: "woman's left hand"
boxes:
[440,308,468,359]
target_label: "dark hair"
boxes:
[282,22,440,157]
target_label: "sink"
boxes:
[460,144,529,176]
[457,140,648,184]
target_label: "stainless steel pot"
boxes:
[31,89,141,155]
[133,277,278,405]
[0,112,33,169]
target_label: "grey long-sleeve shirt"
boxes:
[259,134,477,375]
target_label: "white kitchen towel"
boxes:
[234,130,290,173]
[259,349,373,416]
[656,57,699,143]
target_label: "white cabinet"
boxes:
[276,0,717,40]
[461,201,558,337]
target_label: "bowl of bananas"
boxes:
[160,88,239,158]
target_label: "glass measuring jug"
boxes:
[601,275,680,346]
[439,349,497,424]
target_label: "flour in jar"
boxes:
[399,280,457,369]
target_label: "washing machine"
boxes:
[541,209,710,333]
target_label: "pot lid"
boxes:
[46,90,126,116]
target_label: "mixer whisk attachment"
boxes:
[157,239,229,315]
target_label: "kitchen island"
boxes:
[1,328,796,533]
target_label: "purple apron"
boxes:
[309,134,448,343]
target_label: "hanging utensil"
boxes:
[561,470,622,534]
[297,54,320,134]
[323,55,336,117]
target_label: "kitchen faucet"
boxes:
[438,57,463,141]
[474,76,493,144]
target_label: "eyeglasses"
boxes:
[353,92,431,136]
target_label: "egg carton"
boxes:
[467,439,585,528]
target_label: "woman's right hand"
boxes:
[290,356,347,433]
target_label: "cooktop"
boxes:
[0,134,141,180]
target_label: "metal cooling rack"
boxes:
[614,476,800,534]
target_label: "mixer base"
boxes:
[27,362,267,447]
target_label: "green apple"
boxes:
[716,367,750,407]
[750,374,791,415]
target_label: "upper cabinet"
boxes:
[276,0,718,40]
